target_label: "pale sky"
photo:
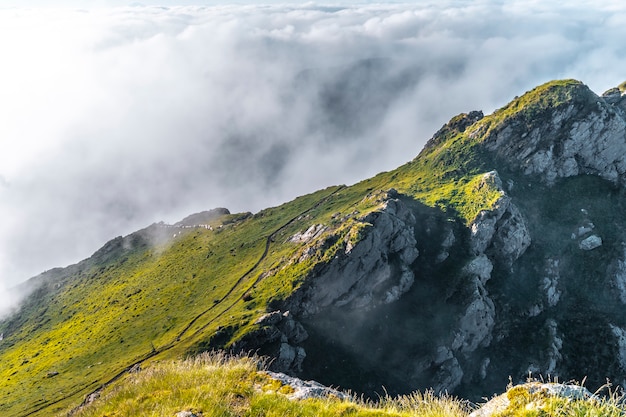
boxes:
[1,1,626,315]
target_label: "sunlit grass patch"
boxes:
[67,352,472,417]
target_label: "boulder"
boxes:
[579,235,602,251]
[263,371,351,401]
[470,382,595,417]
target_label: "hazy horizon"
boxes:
[2,1,626,315]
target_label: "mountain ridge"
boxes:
[3,78,626,415]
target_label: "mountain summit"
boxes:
[3,79,626,416]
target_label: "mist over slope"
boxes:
[5,79,626,416]
[2,2,626,296]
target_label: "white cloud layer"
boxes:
[1,2,626,311]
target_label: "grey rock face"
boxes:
[579,235,602,251]
[289,224,327,243]
[235,310,308,373]
[470,382,594,417]
[297,193,419,316]
[541,258,561,308]
[469,172,531,265]
[263,371,351,400]
[432,357,464,394]
[483,87,626,186]
[253,82,626,399]
[613,247,626,304]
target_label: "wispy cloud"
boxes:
[0,2,625,301]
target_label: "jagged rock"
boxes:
[255,311,283,326]
[453,277,495,354]
[483,83,626,186]
[541,258,561,307]
[464,255,493,285]
[263,371,351,400]
[432,357,463,393]
[469,172,531,265]
[436,228,456,263]
[289,224,327,244]
[544,319,563,374]
[610,324,626,372]
[613,247,626,304]
[579,235,602,251]
[278,311,308,344]
[234,310,309,374]
[277,343,306,372]
[469,172,505,253]
[470,382,595,417]
[603,87,622,104]
[490,202,531,265]
[433,346,454,365]
[296,194,419,315]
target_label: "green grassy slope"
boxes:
[0,79,591,416]
[68,352,471,417]
[65,352,626,417]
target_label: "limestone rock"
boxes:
[543,319,563,374]
[234,310,308,374]
[541,258,561,307]
[278,311,308,344]
[175,412,199,417]
[579,235,602,251]
[255,311,283,326]
[289,224,327,244]
[464,255,493,285]
[263,371,351,401]
[468,172,530,265]
[483,86,626,186]
[453,277,495,353]
[613,247,626,304]
[295,193,419,315]
[470,382,594,417]
[432,357,463,394]
[277,343,306,372]
[610,324,626,373]
[490,202,531,265]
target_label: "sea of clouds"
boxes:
[1,1,626,315]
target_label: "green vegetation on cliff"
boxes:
[0,79,606,416]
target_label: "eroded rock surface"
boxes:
[242,81,626,401]
[295,193,420,316]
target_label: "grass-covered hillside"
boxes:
[67,352,471,417]
[0,79,615,416]
[65,352,626,417]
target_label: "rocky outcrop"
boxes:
[579,235,602,251]
[293,191,419,316]
[612,247,626,304]
[237,81,626,401]
[263,371,352,400]
[233,310,309,374]
[469,172,531,265]
[264,371,353,400]
[482,83,626,186]
[470,382,595,417]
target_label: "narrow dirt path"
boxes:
[21,185,345,417]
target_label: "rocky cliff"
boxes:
[5,79,626,416]
[231,80,626,400]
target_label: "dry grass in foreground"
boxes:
[66,352,469,417]
[66,352,626,417]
